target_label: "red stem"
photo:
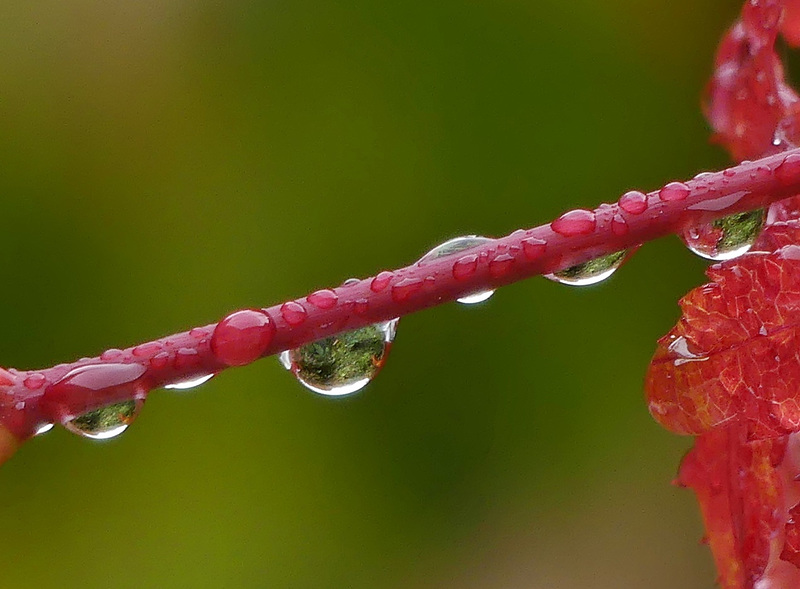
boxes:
[4,148,800,445]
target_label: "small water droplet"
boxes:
[521,237,547,260]
[723,168,736,178]
[132,342,163,359]
[776,153,800,184]
[101,349,124,361]
[279,320,398,396]
[307,289,338,309]
[174,347,200,369]
[149,352,171,370]
[551,210,596,236]
[659,182,690,202]
[280,301,308,326]
[370,271,394,293]
[452,254,478,280]
[34,423,54,436]
[211,309,275,366]
[618,191,648,215]
[164,373,215,391]
[353,298,369,314]
[391,278,423,302]
[189,328,208,339]
[780,245,800,260]
[65,399,143,440]
[754,165,772,180]
[488,253,515,277]
[545,250,629,286]
[23,374,46,390]
[420,235,492,263]
[611,214,629,236]
[341,278,360,287]
[667,336,708,367]
[680,209,765,260]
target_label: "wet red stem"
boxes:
[3,149,800,449]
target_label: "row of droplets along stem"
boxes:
[28,202,767,441]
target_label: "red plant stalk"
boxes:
[2,150,800,461]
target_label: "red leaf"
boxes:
[646,221,800,587]
[647,233,800,439]
[677,427,800,589]
[705,0,800,161]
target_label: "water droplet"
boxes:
[667,336,708,367]
[551,210,596,236]
[132,342,163,359]
[341,278,360,287]
[34,423,54,436]
[65,399,143,440]
[618,191,648,215]
[280,301,307,326]
[521,237,547,260]
[659,182,690,202]
[754,165,772,180]
[488,253,515,277]
[370,271,394,293]
[353,298,369,314]
[391,278,423,302]
[420,235,492,263]
[279,320,397,396]
[307,289,338,309]
[545,250,629,286]
[101,348,124,361]
[174,347,200,369]
[687,191,749,211]
[611,214,629,236]
[776,153,800,184]
[420,236,495,304]
[452,254,478,280]
[211,309,275,366]
[190,327,210,339]
[149,352,171,370]
[23,374,46,390]
[41,363,148,436]
[680,209,765,260]
[164,373,215,391]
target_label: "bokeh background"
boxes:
[0,1,755,587]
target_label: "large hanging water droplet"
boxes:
[279,320,397,396]
[421,235,494,304]
[680,209,765,261]
[64,399,143,440]
[41,363,148,440]
[545,250,629,286]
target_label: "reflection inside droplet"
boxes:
[279,320,397,396]
[545,250,629,286]
[64,399,142,440]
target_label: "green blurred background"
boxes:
[0,1,750,587]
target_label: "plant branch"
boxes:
[4,148,800,452]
